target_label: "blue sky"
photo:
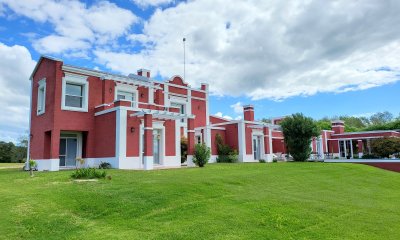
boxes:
[0,0,399,143]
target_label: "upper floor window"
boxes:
[171,102,185,122]
[115,83,138,108]
[37,78,46,115]
[65,83,84,108]
[62,73,89,112]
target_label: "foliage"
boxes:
[370,111,393,125]
[361,154,379,159]
[281,113,320,162]
[259,159,266,163]
[99,162,112,169]
[193,143,210,167]
[315,119,331,131]
[215,133,238,163]
[29,159,37,169]
[180,137,188,163]
[0,134,28,163]
[370,137,400,158]
[71,168,107,179]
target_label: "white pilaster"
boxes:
[175,119,181,164]
[115,107,127,168]
[238,120,246,162]
[187,155,195,167]
[143,156,154,170]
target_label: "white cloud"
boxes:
[214,112,223,117]
[0,43,36,142]
[94,0,400,101]
[214,112,237,121]
[132,0,174,8]
[230,102,243,114]
[1,0,138,54]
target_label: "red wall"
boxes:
[93,112,116,158]
[225,123,239,151]
[126,113,141,157]
[164,120,176,156]
[211,129,226,155]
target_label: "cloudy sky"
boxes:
[0,0,400,143]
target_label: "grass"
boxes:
[0,163,399,240]
[0,162,24,169]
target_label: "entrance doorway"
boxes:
[59,133,79,167]
[153,129,161,164]
[253,135,262,160]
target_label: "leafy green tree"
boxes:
[370,111,393,125]
[281,113,320,161]
[0,141,16,163]
[315,119,331,131]
[370,137,400,158]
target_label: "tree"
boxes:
[0,141,16,163]
[280,113,320,161]
[370,137,400,158]
[193,143,210,167]
[180,137,188,163]
[370,111,393,125]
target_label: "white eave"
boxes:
[130,109,194,120]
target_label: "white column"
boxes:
[115,108,127,168]
[350,140,354,159]
[238,120,246,162]
[175,119,181,165]
[164,84,169,107]
[148,86,154,105]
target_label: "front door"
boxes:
[59,136,78,167]
[253,136,261,160]
[153,129,161,164]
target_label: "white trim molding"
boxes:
[35,158,60,171]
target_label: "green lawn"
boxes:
[0,163,24,169]
[0,163,399,240]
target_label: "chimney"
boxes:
[137,69,150,78]
[243,105,254,121]
[331,120,345,134]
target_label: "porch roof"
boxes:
[130,109,194,120]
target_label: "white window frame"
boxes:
[61,73,89,112]
[114,83,138,109]
[37,78,46,115]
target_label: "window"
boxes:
[65,83,83,108]
[61,73,88,112]
[117,91,135,102]
[171,102,185,122]
[37,79,46,115]
[115,84,138,108]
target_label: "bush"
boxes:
[280,113,319,162]
[259,159,266,163]
[362,154,379,159]
[193,143,210,167]
[370,137,400,158]
[272,158,278,163]
[71,168,106,179]
[181,137,188,163]
[215,134,238,163]
[99,162,112,169]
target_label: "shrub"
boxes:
[29,159,37,177]
[370,137,400,158]
[181,137,188,163]
[272,158,278,163]
[193,143,210,167]
[99,162,112,169]
[71,168,106,179]
[215,134,238,163]
[362,154,379,159]
[259,159,266,163]
[280,113,320,162]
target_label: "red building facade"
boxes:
[28,56,400,171]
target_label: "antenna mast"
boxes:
[183,37,186,80]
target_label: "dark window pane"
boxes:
[65,95,82,108]
[66,83,83,96]
[59,139,66,155]
[59,156,65,166]
[117,94,125,100]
